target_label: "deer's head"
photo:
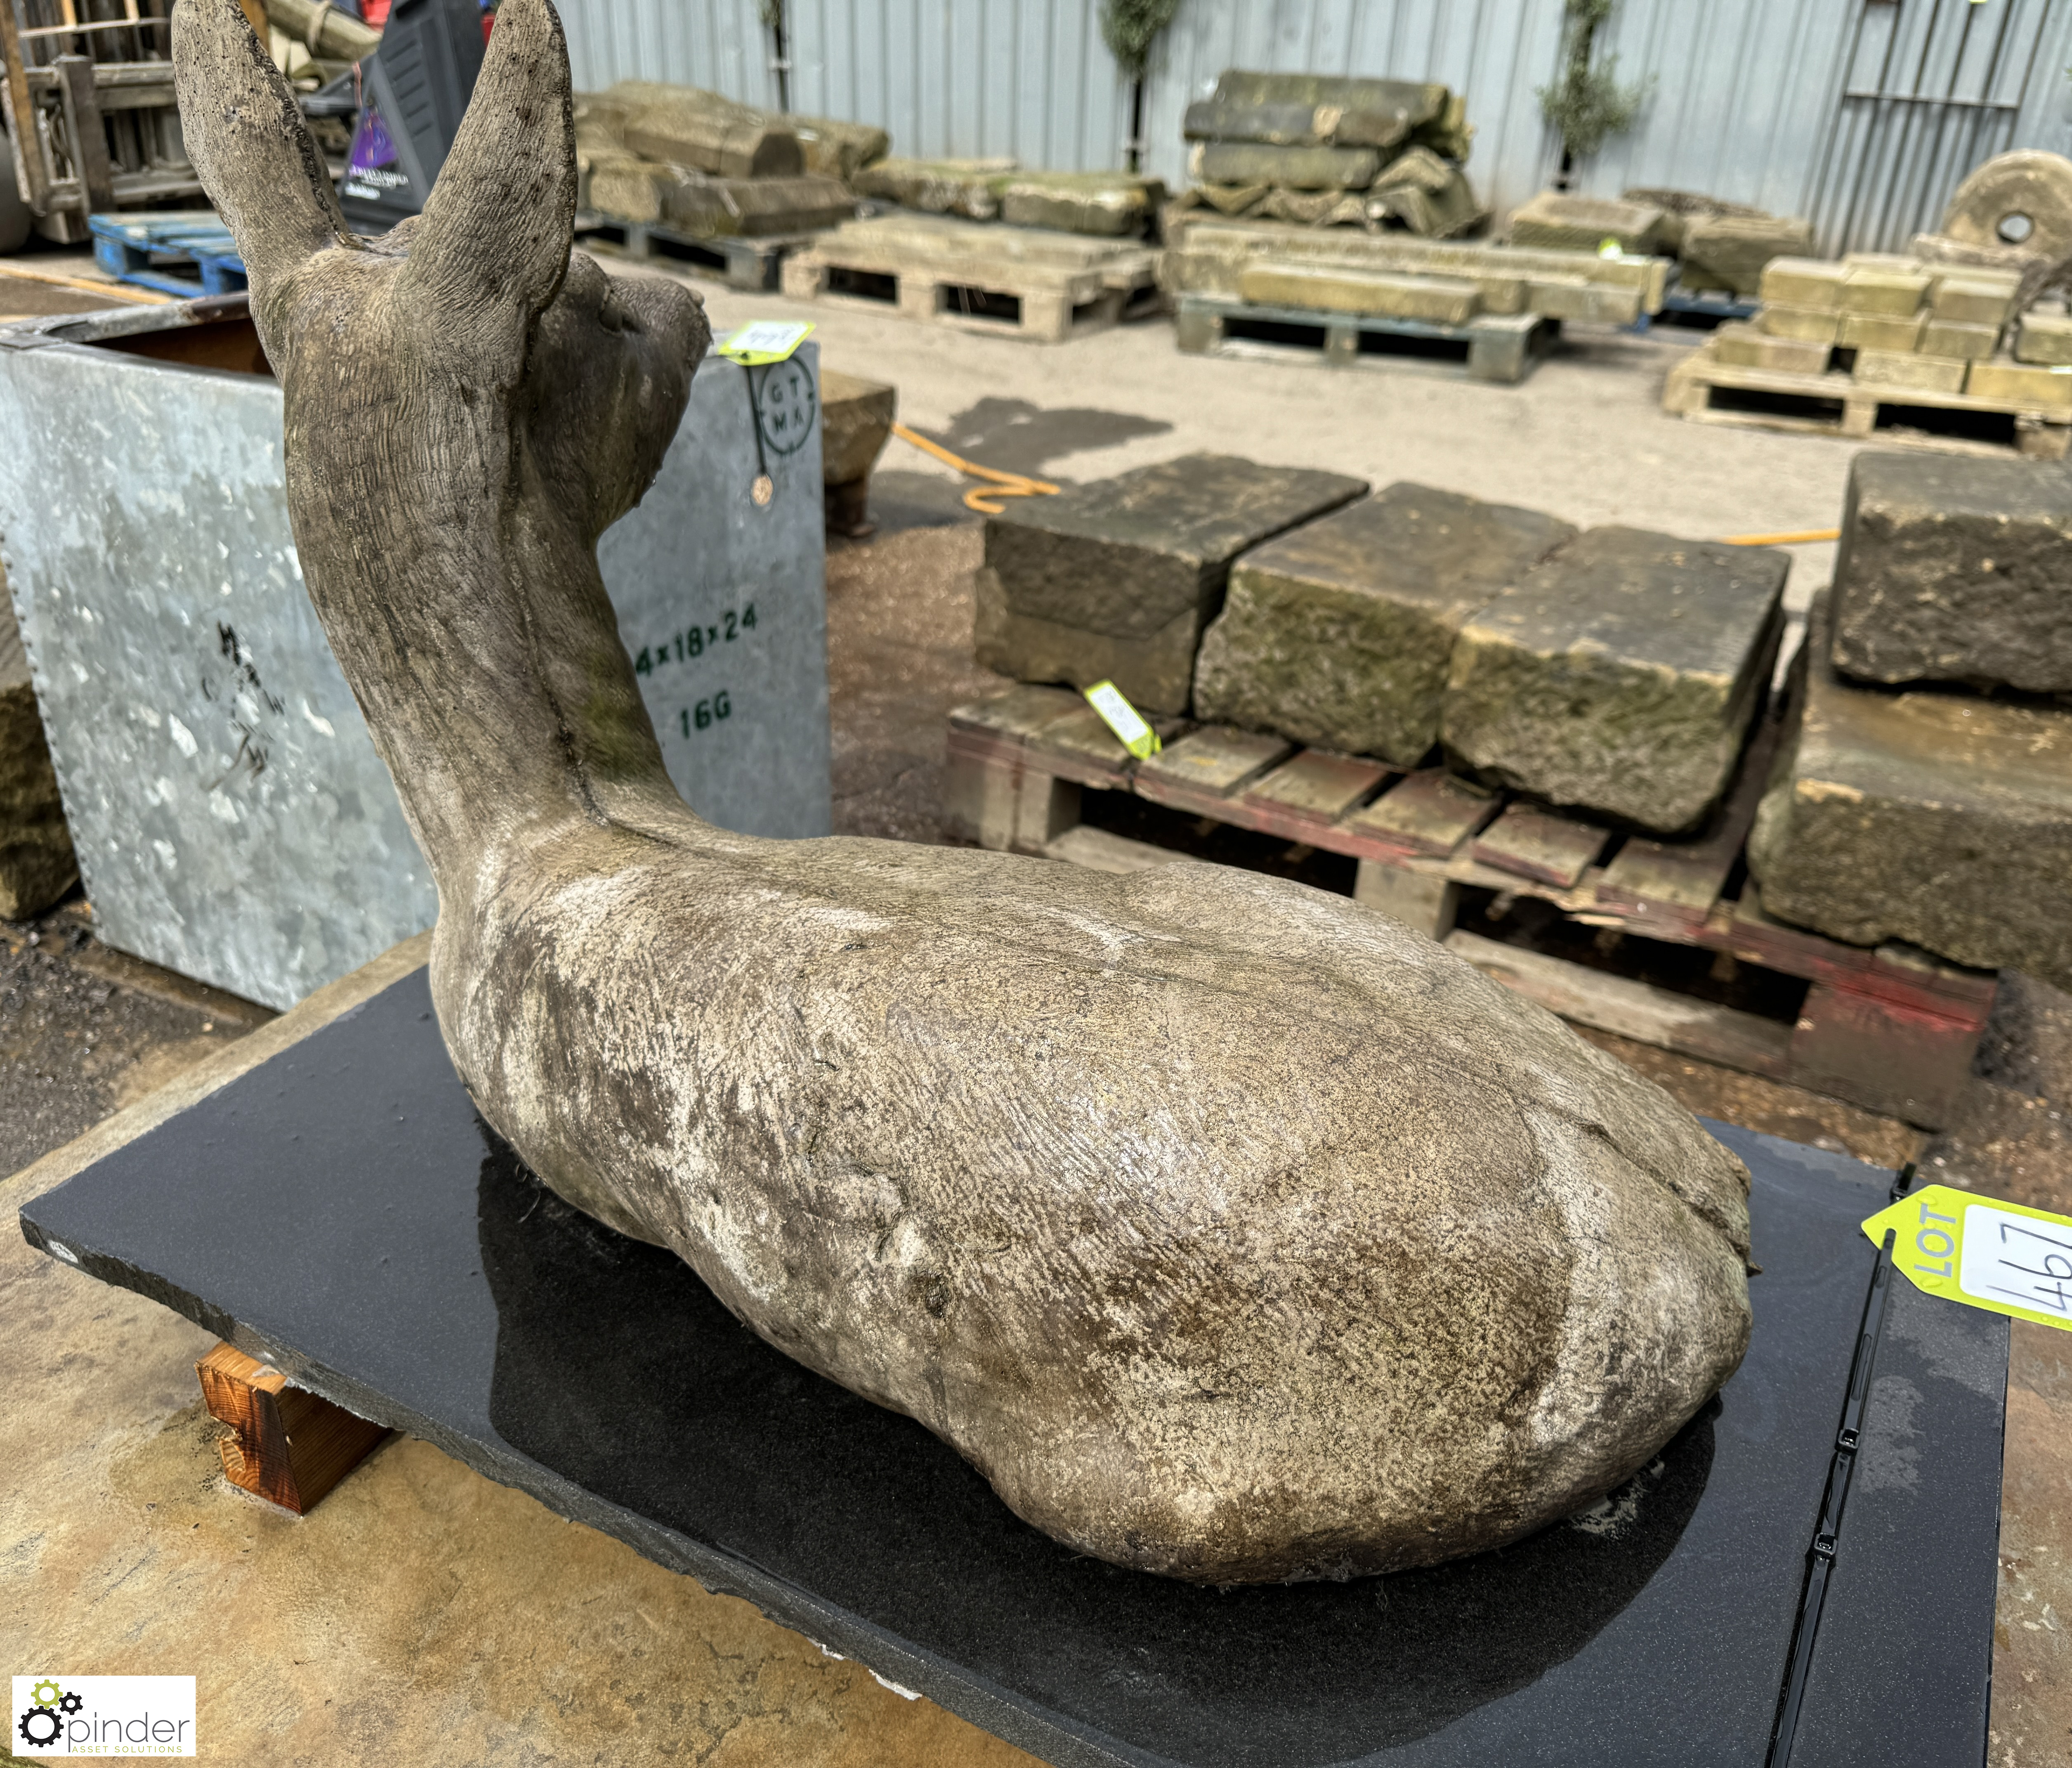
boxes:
[172,0,708,549]
[170,0,713,856]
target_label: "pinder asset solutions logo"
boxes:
[12,1677,196,1757]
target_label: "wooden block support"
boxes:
[1788,981,1986,1128]
[196,1342,389,1514]
[1355,860,1459,941]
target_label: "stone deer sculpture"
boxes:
[173,0,1752,1583]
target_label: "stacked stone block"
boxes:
[1172,70,1482,240]
[1750,452,2072,987]
[1738,252,2072,411]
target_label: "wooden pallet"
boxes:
[1175,293,1553,384]
[572,213,817,293]
[944,683,1997,1129]
[88,211,247,298]
[1652,274,1759,326]
[1664,338,2072,460]
[780,215,1162,343]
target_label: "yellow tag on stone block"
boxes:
[1862,1182,2072,1332]
[717,321,815,366]
[1083,680,1161,759]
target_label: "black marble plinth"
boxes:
[19,969,2006,1768]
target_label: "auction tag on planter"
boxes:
[1083,680,1161,759]
[717,320,814,366]
[1862,1182,2072,1331]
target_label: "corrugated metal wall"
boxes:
[559,0,2072,251]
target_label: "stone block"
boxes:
[661,173,856,240]
[1759,256,1848,310]
[1759,303,1840,344]
[1921,318,2000,360]
[1442,527,1789,835]
[1678,214,1816,298]
[1000,173,1160,239]
[1521,276,1642,324]
[1850,349,1967,393]
[1839,267,1930,317]
[1838,310,1924,352]
[0,584,77,919]
[2015,309,2072,366]
[1931,275,2018,329]
[1966,355,2072,414]
[1749,595,2072,989]
[1830,452,2072,693]
[1507,191,1666,256]
[977,455,1369,715]
[1235,263,1481,324]
[1189,142,1383,191]
[1192,485,1576,765]
[1713,320,1829,373]
[850,157,1018,222]
[819,370,895,488]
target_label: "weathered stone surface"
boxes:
[2015,308,2072,365]
[1759,302,1841,344]
[1508,191,1666,255]
[1194,484,1575,764]
[1000,172,1159,238]
[1621,187,1767,253]
[613,83,804,181]
[1678,214,1815,298]
[1921,317,2000,359]
[819,369,895,488]
[1236,262,1482,323]
[851,157,1019,221]
[0,582,77,919]
[1443,528,1789,835]
[1830,452,2072,693]
[1968,355,2072,414]
[1942,149,2072,264]
[172,0,1753,1588]
[978,454,1368,713]
[783,111,890,182]
[1838,310,1923,351]
[1713,319,1828,373]
[1759,255,1847,309]
[1367,163,1484,239]
[1189,141,1383,191]
[1204,71,1449,151]
[1839,266,1930,316]
[1749,595,2072,988]
[660,172,855,239]
[1932,273,2019,328]
[1851,348,1966,393]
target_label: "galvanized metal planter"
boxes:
[0,296,829,1009]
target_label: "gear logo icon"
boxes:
[18,1705,63,1748]
[58,1691,84,1715]
[29,1680,60,1708]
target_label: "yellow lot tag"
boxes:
[717,320,815,366]
[1862,1182,2072,1332]
[1083,680,1161,759]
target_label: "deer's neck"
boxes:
[284,408,686,889]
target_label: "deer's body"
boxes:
[174,0,1752,1583]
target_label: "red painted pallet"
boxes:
[944,683,1996,1129]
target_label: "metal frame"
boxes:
[1808,0,2061,256]
[0,0,194,225]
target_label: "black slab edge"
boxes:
[16,971,2008,1768]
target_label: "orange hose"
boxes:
[1718,528,1841,546]
[891,420,1061,515]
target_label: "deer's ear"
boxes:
[172,0,346,299]
[402,0,576,343]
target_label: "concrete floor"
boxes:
[3,259,2070,1764]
